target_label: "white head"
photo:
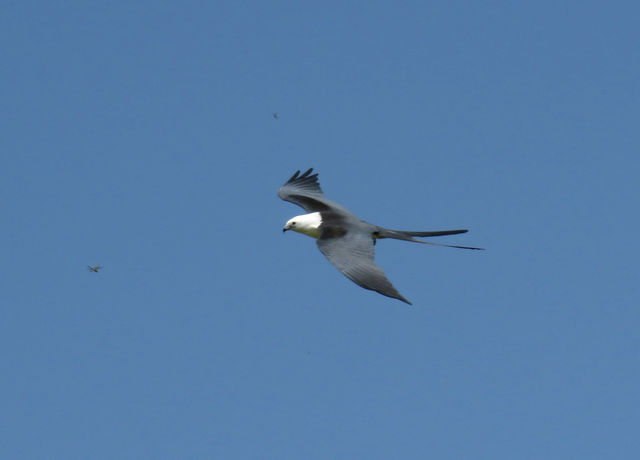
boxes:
[283,212,323,239]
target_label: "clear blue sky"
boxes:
[2,1,639,458]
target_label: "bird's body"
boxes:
[279,169,483,304]
[87,265,102,273]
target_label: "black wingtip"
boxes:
[286,168,315,184]
[288,170,301,182]
[388,292,412,305]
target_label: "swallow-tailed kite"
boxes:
[279,168,483,304]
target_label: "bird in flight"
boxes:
[278,168,483,304]
[87,265,102,273]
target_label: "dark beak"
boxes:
[282,227,288,233]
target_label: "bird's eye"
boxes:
[291,221,296,225]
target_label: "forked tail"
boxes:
[376,228,484,250]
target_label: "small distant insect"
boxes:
[88,265,102,273]
[273,112,279,119]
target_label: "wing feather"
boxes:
[278,168,348,213]
[317,232,411,304]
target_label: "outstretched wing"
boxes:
[278,168,346,213]
[317,231,411,304]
